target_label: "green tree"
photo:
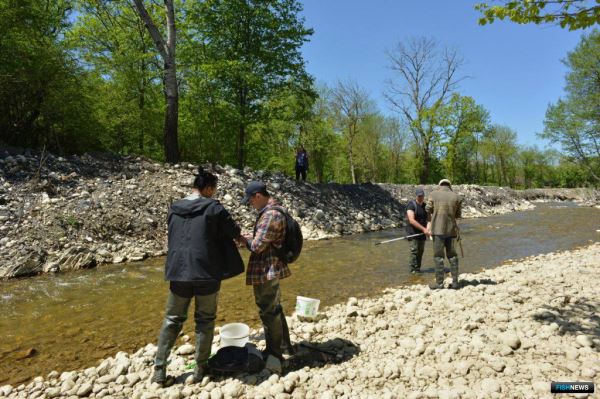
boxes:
[0,0,101,153]
[482,125,519,186]
[379,117,409,183]
[300,86,338,183]
[330,80,375,184]
[187,0,313,168]
[70,1,164,157]
[438,94,490,183]
[475,0,600,30]
[541,30,600,182]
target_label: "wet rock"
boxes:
[0,249,47,278]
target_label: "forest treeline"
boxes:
[1,0,598,187]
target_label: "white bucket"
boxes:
[220,323,250,347]
[296,296,320,318]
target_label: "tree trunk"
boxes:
[163,59,180,163]
[138,76,145,153]
[237,124,246,169]
[348,125,357,184]
[132,0,180,163]
[420,146,430,184]
[349,149,356,184]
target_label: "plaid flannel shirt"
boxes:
[245,198,291,285]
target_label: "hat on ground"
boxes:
[438,179,452,186]
[243,181,268,204]
[415,188,425,196]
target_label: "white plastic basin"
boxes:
[220,323,250,347]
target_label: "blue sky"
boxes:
[299,0,590,147]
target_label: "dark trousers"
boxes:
[154,290,218,368]
[295,167,307,181]
[253,278,285,359]
[408,239,425,271]
[432,236,459,285]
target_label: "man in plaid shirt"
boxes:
[240,181,291,369]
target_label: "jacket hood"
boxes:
[170,196,214,217]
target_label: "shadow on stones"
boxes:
[285,338,360,372]
[457,278,498,287]
[173,338,360,387]
[532,297,600,352]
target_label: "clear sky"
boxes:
[299,0,591,147]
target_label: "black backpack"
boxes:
[272,206,303,263]
[257,206,303,263]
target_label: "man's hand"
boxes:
[236,236,249,248]
[423,228,431,237]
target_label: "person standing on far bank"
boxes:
[426,179,463,289]
[406,187,431,273]
[295,145,308,182]
[239,181,291,373]
[151,167,244,386]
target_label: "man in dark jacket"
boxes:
[426,179,463,289]
[152,167,244,386]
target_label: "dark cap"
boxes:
[415,188,425,197]
[243,181,268,204]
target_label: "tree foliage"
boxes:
[475,0,600,30]
[541,30,600,182]
[0,0,101,153]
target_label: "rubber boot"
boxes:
[192,331,209,383]
[429,257,445,289]
[151,366,167,386]
[279,305,295,356]
[449,256,460,289]
[153,293,189,385]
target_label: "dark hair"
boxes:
[193,166,217,190]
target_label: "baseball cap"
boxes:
[243,181,268,204]
[415,188,425,196]
[438,179,451,186]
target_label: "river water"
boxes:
[1,202,599,385]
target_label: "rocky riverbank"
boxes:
[1,243,598,399]
[1,149,599,279]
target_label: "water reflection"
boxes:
[0,202,598,384]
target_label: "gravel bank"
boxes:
[1,243,598,399]
[1,149,598,279]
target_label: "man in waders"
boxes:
[151,167,244,386]
[239,181,292,373]
[426,179,463,289]
[406,187,431,273]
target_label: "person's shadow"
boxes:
[285,338,360,372]
[174,337,360,386]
